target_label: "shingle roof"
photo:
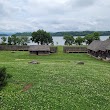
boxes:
[106,44,110,50]
[29,45,50,51]
[87,40,102,52]
[88,39,110,51]
[98,39,110,51]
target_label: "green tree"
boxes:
[84,32,100,45]
[93,32,100,40]
[75,36,84,45]
[63,35,74,45]
[11,34,18,45]
[8,37,12,45]
[16,37,21,45]
[31,29,53,45]
[8,35,30,45]
[1,36,7,45]
[19,36,30,45]
[43,33,53,45]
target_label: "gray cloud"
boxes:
[75,0,96,7]
[0,0,110,32]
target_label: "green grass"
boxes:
[0,46,110,110]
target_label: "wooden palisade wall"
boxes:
[0,45,57,53]
[63,46,87,53]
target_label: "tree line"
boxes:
[63,32,101,45]
[3,31,109,36]
[51,31,110,36]
[0,30,109,46]
[0,30,53,45]
[0,35,30,45]
[1,31,110,36]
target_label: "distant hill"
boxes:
[50,31,110,36]
[15,32,32,36]
[0,32,15,36]
[0,31,110,36]
[0,34,8,36]
[15,31,110,36]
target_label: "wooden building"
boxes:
[87,39,110,60]
[29,45,50,55]
[87,40,102,57]
[106,44,110,60]
[63,46,87,53]
[0,45,57,53]
[98,39,110,59]
[0,45,29,51]
[50,46,57,53]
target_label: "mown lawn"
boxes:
[0,46,110,110]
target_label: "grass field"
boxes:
[0,46,110,110]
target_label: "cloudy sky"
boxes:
[0,0,110,32]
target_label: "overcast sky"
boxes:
[0,0,110,32]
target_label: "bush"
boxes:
[0,67,12,90]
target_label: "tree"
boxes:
[31,29,53,45]
[63,35,74,45]
[84,32,100,45]
[19,36,30,45]
[84,34,93,45]
[11,34,18,45]
[1,36,7,45]
[43,32,53,45]
[75,36,84,45]
[8,37,12,45]
[16,37,21,45]
[93,32,100,40]
[7,35,30,45]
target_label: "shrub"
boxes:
[0,67,12,90]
